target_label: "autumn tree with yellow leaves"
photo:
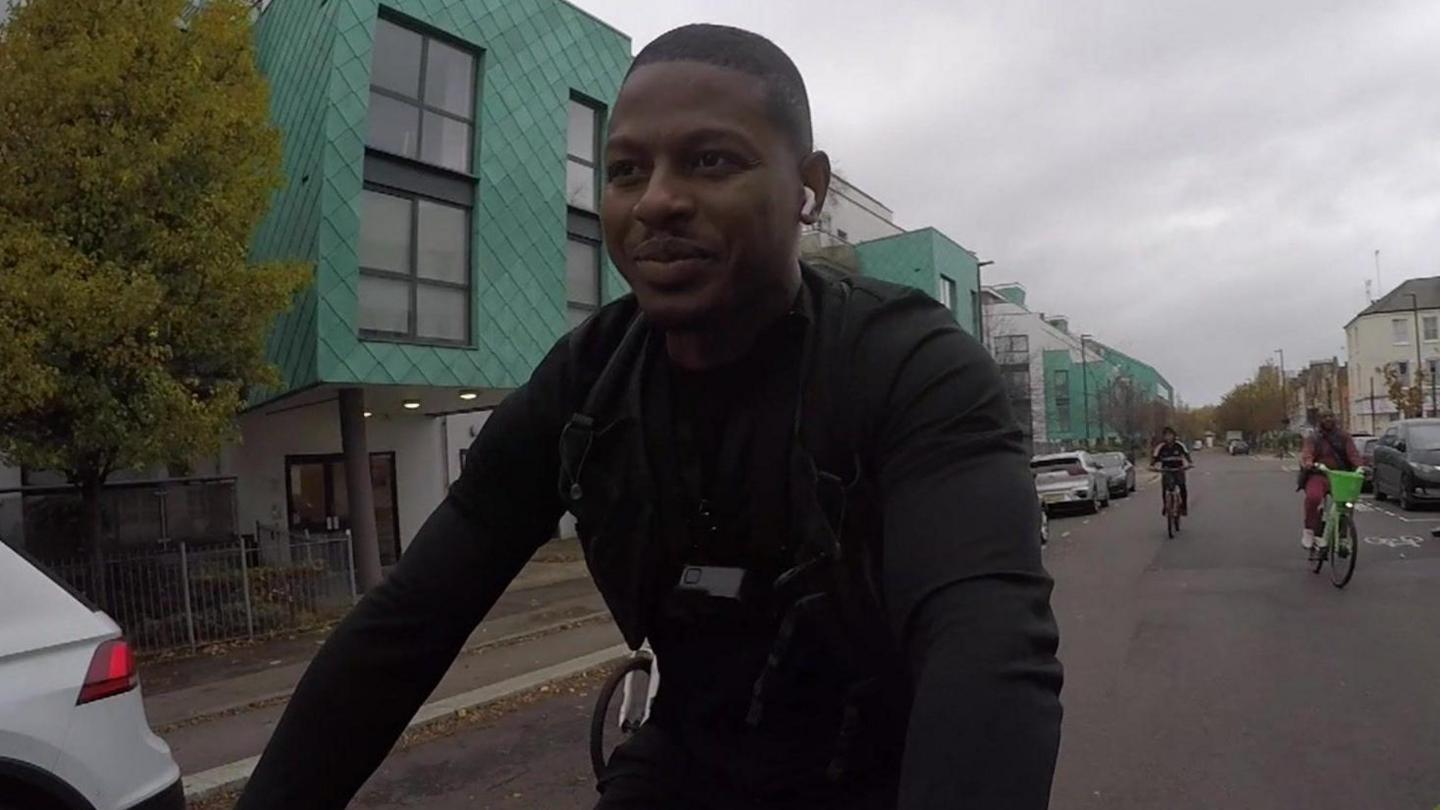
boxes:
[0,0,309,563]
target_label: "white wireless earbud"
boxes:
[801,187,817,219]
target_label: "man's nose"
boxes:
[632,165,694,230]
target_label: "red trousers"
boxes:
[1302,473,1330,533]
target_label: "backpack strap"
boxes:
[558,313,647,505]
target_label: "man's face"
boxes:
[601,61,821,330]
[1320,415,1337,432]
[1164,432,1176,443]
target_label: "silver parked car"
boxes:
[1093,452,1137,498]
[1032,451,1110,514]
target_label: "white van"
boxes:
[0,542,183,810]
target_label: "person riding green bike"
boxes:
[1299,410,1363,558]
[1151,427,1193,516]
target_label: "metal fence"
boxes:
[45,525,357,654]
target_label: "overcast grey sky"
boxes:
[574,0,1440,404]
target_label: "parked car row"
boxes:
[1031,450,1136,516]
[1370,419,1440,510]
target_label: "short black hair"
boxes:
[627,24,813,154]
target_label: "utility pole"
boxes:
[1370,377,1378,434]
[1406,292,1423,417]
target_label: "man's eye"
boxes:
[693,151,739,171]
[607,161,640,181]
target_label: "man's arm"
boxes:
[234,340,573,810]
[855,291,1062,809]
[1345,435,1363,468]
[1300,434,1316,468]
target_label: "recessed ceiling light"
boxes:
[363,411,373,418]
[458,390,479,401]
[402,400,421,410]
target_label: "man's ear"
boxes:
[798,150,832,225]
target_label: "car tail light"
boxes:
[77,639,137,705]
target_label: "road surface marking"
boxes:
[1364,535,1426,549]
[1358,501,1440,523]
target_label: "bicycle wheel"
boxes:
[1330,513,1358,589]
[590,655,653,780]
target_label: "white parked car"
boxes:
[0,542,184,810]
[1032,451,1111,515]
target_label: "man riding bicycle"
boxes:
[1151,426,1193,515]
[1299,410,1363,557]
[235,23,1061,810]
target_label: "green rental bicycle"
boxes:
[1311,465,1364,589]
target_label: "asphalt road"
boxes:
[341,451,1440,810]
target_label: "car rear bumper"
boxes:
[128,778,185,810]
[1038,490,1096,507]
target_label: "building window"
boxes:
[566,98,604,327]
[1424,315,1438,342]
[1002,369,1030,401]
[358,187,470,343]
[368,18,476,173]
[996,334,1029,365]
[360,17,478,345]
[1393,317,1410,345]
[567,98,600,212]
[938,274,957,314]
[566,212,602,327]
[1395,361,1409,380]
[1054,369,1071,433]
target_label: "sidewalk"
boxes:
[141,538,597,731]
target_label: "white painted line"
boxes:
[182,643,630,800]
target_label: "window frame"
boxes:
[1424,315,1438,342]
[565,210,603,326]
[367,16,479,175]
[1392,317,1411,345]
[566,96,603,213]
[358,182,473,346]
[938,274,957,313]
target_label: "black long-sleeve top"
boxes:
[235,269,1062,809]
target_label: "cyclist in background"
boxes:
[1152,427,1192,515]
[1299,410,1362,556]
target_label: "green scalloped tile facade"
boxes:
[250,0,630,401]
[855,227,981,334]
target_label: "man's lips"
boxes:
[631,238,715,264]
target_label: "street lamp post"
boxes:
[1080,334,1091,445]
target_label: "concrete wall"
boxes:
[233,397,446,552]
[818,175,903,244]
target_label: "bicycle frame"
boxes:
[1322,498,1351,547]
